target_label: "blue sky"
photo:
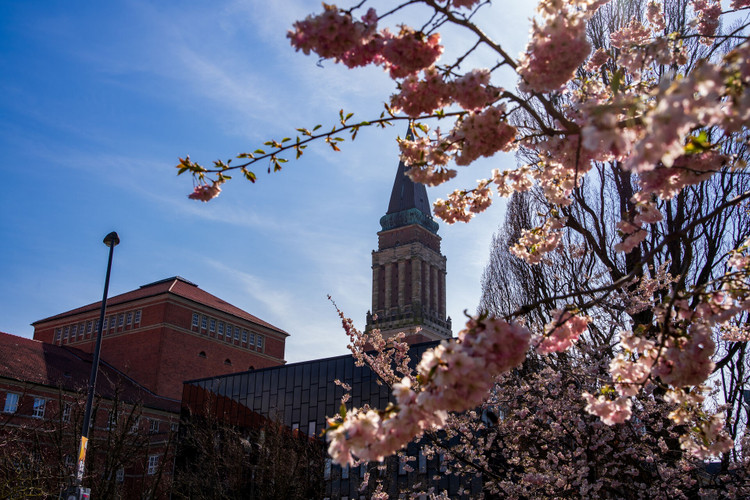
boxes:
[0,1,534,363]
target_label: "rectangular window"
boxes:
[241,330,248,343]
[308,420,316,437]
[94,319,100,331]
[170,421,179,432]
[79,323,85,337]
[235,327,240,341]
[54,328,61,342]
[225,325,232,341]
[201,316,207,330]
[130,416,140,433]
[63,326,69,341]
[419,451,427,473]
[147,455,159,475]
[256,336,263,350]
[110,315,116,329]
[86,321,93,335]
[324,459,331,480]
[134,310,141,324]
[106,410,116,430]
[248,332,255,346]
[116,467,124,483]
[3,393,19,413]
[209,319,216,332]
[342,464,349,479]
[71,325,78,340]
[117,314,124,327]
[103,318,108,330]
[32,398,46,418]
[192,313,199,328]
[62,403,72,423]
[218,322,224,337]
[149,419,159,434]
[126,312,133,325]
[398,457,406,475]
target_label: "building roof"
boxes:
[32,276,289,336]
[0,331,180,413]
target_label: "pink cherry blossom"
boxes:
[582,393,633,425]
[381,29,444,79]
[451,69,496,111]
[390,68,452,117]
[449,106,516,166]
[537,309,591,354]
[188,182,222,202]
[518,16,591,93]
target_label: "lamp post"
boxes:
[68,232,120,500]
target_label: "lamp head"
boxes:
[103,232,120,248]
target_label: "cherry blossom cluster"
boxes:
[390,68,498,117]
[585,265,750,458]
[516,0,606,93]
[509,217,566,264]
[432,179,493,223]
[536,309,591,354]
[288,6,444,78]
[691,0,722,39]
[287,5,379,68]
[326,315,530,466]
[187,181,222,202]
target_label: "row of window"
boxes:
[64,456,160,479]
[3,393,45,417]
[3,392,176,435]
[53,309,142,344]
[323,451,438,480]
[191,313,264,351]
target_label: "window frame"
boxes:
[147,454,160,475]
[3,392,19,413]
[32,397,46,418]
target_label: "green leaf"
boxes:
[684,131,712,154]
[313,124,322,131]
[610,69,623,94]
[254,149,266,155]
[339,403,347,419]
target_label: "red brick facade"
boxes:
[0,332,180,498]
[32,277,288,400]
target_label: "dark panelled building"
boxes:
[181,342,479,499]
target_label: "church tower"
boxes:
[365,134,452,344]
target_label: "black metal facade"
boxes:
[181,342,480,498]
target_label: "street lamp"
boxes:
[67,232,120,500]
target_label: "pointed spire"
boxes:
[380,124,439,234]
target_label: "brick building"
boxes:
[0,331,180,498]
[365,131,452,343]
[32,276,288,399]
